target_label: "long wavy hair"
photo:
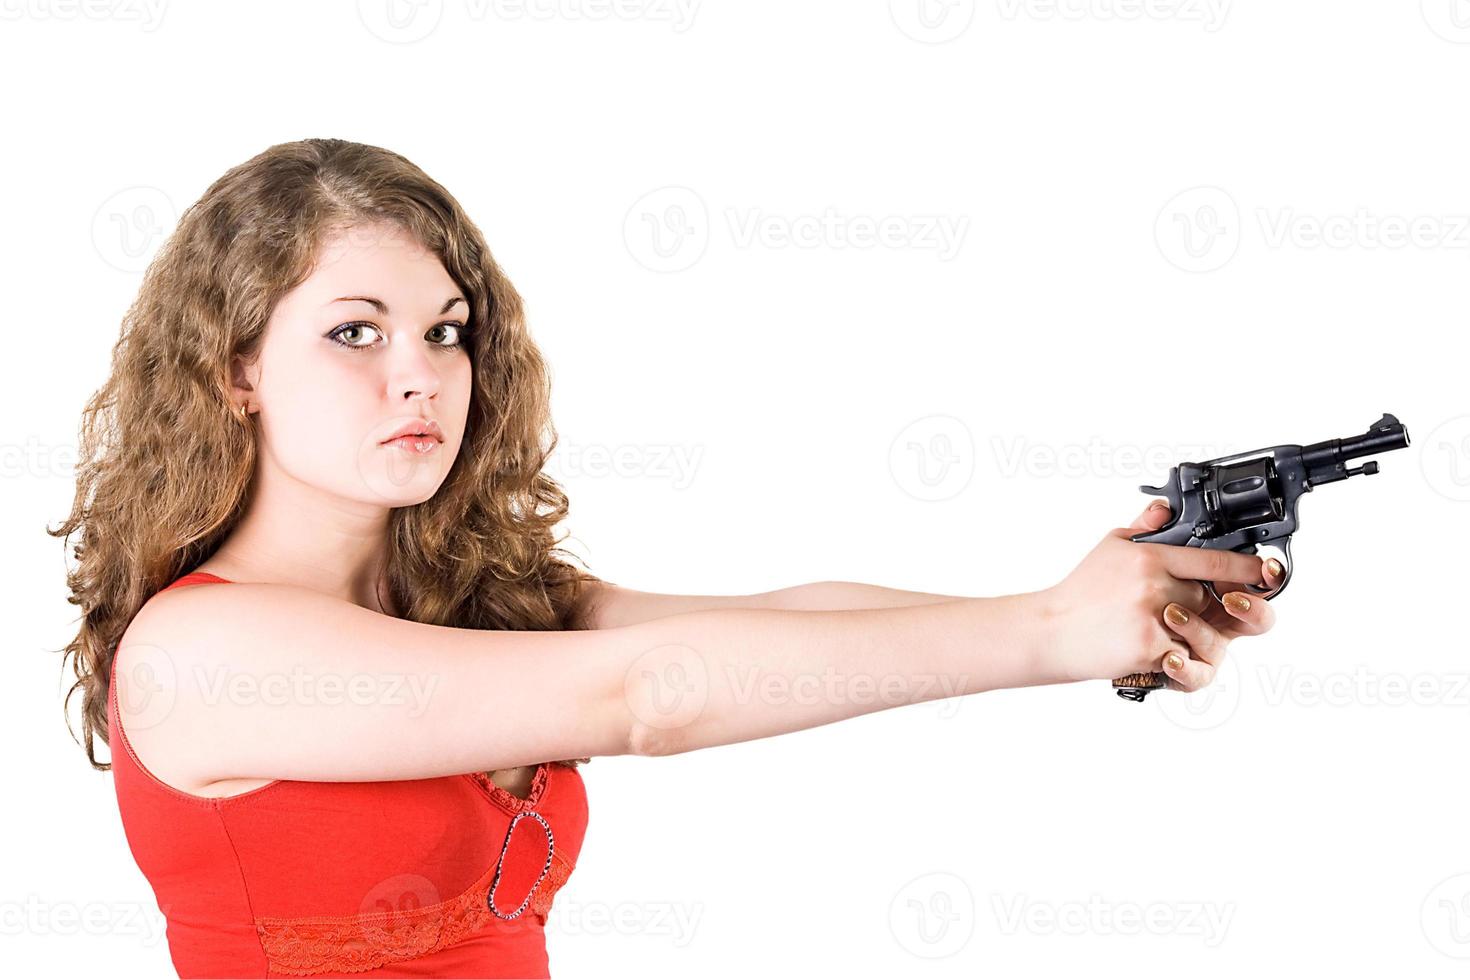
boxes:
[48,138,599,774]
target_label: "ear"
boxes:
[228,353,258,408]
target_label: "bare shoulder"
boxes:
[112,578,635,787]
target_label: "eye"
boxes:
[327,322,382,350]
[426,321,471,349]
[326,321,472,352]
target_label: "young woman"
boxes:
[51,138,1281,978]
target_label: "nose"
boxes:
[385,341,442,406]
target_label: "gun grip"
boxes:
[1113,671,1167,701]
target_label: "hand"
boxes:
[1032,500,1281,691]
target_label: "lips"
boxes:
[380,418,444,444]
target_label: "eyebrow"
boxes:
[326,295,468,316]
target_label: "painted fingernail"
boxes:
[1224,592,1252,614]
[1266,558,1284,579]
[1165,603,1190,626]
[1166,654,1184,670]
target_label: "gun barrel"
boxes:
[1299,413,1409,484]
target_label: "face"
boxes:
[232,221,474,508]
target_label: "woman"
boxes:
[50,138,1281,978]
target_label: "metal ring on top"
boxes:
[486,810,555,920]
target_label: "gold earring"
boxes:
[239,404,250,419]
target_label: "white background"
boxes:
[4,1,1468,977]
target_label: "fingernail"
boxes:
[1164,603,1190,626]
[1150,500,1169,514]
[1266,558,1284,579]
[1166,654,1184,670]
[1224,592,1252,614]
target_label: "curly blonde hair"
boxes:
[48,138,599,773]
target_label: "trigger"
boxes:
[1243,539,1291,599]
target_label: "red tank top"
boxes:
[108,571,589,978]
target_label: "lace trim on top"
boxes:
[255,841,576,975]
[469,763,551,813]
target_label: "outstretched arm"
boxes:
[575,579,967,630]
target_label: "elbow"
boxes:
[626,718,685,758]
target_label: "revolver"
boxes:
[1112,413,1411,702]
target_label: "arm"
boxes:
[576,578,968,631]
[116,581,1049,789]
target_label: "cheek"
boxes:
[256,356,378,470]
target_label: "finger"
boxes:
[1146,543,1273,593]
[1111,499,1174,539]
[1216,588,1277,637]
[1205,554,1287,606]
[1158,602,1226,692]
